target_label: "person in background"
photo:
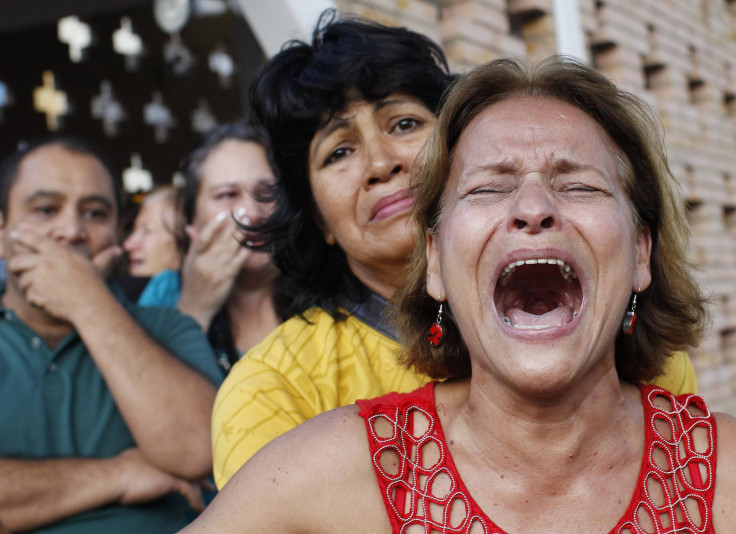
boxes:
[210,10,698,490]
[137,120,285,375]
[123,186,181,277]
[0,135,222,533]
[180,56,736,534]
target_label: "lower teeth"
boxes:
[502,311,578,329]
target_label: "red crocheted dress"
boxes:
[357,382,717,534]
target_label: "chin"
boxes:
[244,253,272,270]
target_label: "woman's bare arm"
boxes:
[180,404,390,534]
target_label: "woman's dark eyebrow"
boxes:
[374,96,417,111]
[311,116,351,151]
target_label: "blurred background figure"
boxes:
[123,186,181,277]
[0,134,221,533]
[138,120,286,375]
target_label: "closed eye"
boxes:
[467,178,515,196]
[563,184,598,192]
[557,181,611,195]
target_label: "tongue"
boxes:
[506,302,575,328]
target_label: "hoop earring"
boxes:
[427,302,445,347]
[622,289,639,335]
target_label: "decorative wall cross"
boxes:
[191,98,217,133]
[91,80,126,137]
[163,33,194,76]
[209,44,234,88]
[113,17,144,71]
[57,16,92,63]
[123,153,154,193]
[143,91,176,142]
[33,71,68,131]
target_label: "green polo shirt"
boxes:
[0,283,223,533]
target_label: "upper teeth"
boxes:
[499,258,577,286]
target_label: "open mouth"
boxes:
[494,258,583,331]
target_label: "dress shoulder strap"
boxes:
[616,385,717,534]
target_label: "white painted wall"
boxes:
[552,0,587,62]
[235,0,335,58]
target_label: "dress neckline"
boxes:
[422,381,650,534]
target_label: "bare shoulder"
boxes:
[182,404,391,534]
[712,411,736,531]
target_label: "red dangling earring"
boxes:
[427,302,445,347]
[622,291,638,335]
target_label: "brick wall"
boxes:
[335,0,736,413]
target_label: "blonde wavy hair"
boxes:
[394,56,708,382]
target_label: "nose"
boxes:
[508,181,559,233]
[123,229,141,252]
[364,136,408,188]
[50,211,89,244]
[243,199,273,224]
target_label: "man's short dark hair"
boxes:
[0,134,123,216]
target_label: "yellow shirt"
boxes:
[211,298,698,488]
[211,302,429,488]
[645,350,697,395]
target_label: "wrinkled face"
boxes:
[1,144,118,264]
[192,139,276,271]
[308,93,436,297]
[123,196,180,276]
[426,97,652,392]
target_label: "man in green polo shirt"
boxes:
[0,136,223,533]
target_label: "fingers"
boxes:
[92,245,123,277]
[185,224,198,244]
[189,212,229,255]
[198,478,217,493]
[176,480,206,512]
[7,252,43,296]
[223,245,250,277]
[187,217,249,268]
[15,270,36,296]
[5,251,40,275]
[189,207,252,255]
[8,226,47,254]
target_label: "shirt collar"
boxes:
[341,290,398,342]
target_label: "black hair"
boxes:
[176,120,290,365]
[178,119,272,227]
[0,134,122,216]
[249,9,455,319]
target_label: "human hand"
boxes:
[114,448,206,512]
[177,209,250,330]
[6,226,121,321]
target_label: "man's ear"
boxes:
[426,229,445,301]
